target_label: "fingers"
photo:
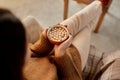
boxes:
[55,34,73,52]
[54,34,73,57]
[60,34,73,48]
[42,27,49,38]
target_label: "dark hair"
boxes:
[0,8,26,80]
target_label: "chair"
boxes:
[63,0,112,33]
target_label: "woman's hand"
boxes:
[54,34,73,57]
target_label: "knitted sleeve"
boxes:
[30,32,54,57]
[53,46,82,80]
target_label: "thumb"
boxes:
[58,34,73,51]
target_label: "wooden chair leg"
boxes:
[94,0,112,33]
[94,8,107,33]
[64,0,69,20]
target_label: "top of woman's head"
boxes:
[0,8,26,80]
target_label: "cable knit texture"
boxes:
[30,32,54,57]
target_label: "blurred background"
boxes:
[0,0,120,53]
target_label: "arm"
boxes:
[30,28,54,57]
[53,35,82,80]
